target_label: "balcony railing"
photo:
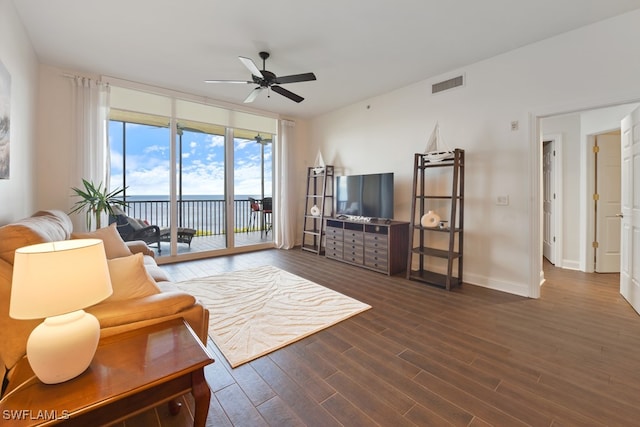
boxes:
[123,198,267,236]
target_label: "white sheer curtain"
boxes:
[274,119,296,248]
[69,76,111,231]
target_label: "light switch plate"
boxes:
[496,195,509,206]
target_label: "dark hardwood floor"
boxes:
[135,250,640,426]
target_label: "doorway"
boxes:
[538,103,638,292]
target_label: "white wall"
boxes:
[309,10,640,296]
[35,65,84,214]
[288,119,310,238]
[0,0,39,223]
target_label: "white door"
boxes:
[620,107,640,314]
[595,134,621,272]
[543,141,555,264]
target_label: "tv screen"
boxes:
[335,173,394,219]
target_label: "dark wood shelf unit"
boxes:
[411,246,462,259]
[302,165,334,255]
[325,217,409,275]
[407,149,465,290]
[409,269,463,288]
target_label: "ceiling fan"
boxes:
[254,134,272,145]
[205,51,316,104]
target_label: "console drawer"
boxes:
[344,231,364,245]
[326,239,343,252]
[344,243,364,264]
[364,233,388,250]
[326,226,343,240]
[365,246,388,259]
[365,253,388,271]
[326,246,343,260]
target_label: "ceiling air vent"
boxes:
[432,75,464,94]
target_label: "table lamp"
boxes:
[10,239,113,384]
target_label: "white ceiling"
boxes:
[13,0,640,119]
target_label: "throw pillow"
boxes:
[72,223,132,259]
[105,253,160,302]
[0,258,41,369]
[126,216,143,231]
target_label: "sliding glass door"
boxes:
[109,86,277,259]
[233,130,273,247]
[174,121,227,253]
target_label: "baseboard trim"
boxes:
[559,259,581,271]
[463,272,530,298]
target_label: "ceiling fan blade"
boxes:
[204,79,253,84]
[274,72,317,84]
[271,85,304,103]
[244,87,263,103]
[255,135,273,145]
[239,56,264,78]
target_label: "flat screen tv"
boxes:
[335,172,394,220]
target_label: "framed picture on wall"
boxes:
[0,59,10,179]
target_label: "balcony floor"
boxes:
[153,230,273,256]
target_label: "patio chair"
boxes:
[262,197,272,236]
[247,197,261,232]
[109,206,168,254]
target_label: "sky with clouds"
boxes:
[109,121,272,199]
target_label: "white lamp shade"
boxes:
[10,239,113,319]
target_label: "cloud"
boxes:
[110,123,272,198]
[207,134,224,148]
[144,144,168,154]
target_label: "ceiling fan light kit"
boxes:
[206,51,316,104]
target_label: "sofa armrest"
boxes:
[126,240,155,258]
[86,292,196,328]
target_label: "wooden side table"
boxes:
[0,319,214,426]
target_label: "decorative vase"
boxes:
[420,210,440,228]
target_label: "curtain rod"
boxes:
[61,73,107,85]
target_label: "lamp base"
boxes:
[26,309,100,384]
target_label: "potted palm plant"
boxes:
[70,179,128,230]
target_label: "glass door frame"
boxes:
[108,82,278,262]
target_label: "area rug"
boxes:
[170,265,371,368]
